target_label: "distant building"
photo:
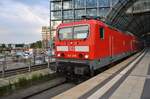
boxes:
[1,43,29,49]
[0,43,30,54]
[41,26,50,49]
[5,44,15,49]
[15,44,25,48]
[11,44,16,49]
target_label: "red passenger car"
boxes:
[54,17,140,76]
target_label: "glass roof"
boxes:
[106,0,150,37]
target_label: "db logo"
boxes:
[69,46,75,51]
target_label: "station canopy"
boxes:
[106,0,150,37]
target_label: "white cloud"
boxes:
[0,0,49,44]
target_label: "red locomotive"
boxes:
[54,16,140,76]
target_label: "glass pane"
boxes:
[63,1,72,9]
[86,0,97,8]
[51,11,62,20]
[87,9,97,16]
[75,0,85,8]
[98,8,110,17]
[51,0,61,1]
[51,2,62,10]
[63,20,74,23]
[51,21,62,30]
[51,30,56,38]
[74,25,89,39]
[59,27,73,40]
[63,10,74,19]
[111,0,119,6]
[75,10,86,19]
[98,0,110,7]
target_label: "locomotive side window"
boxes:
[100,27,104,39]
[74,25,89,39]
[58,27,72,40]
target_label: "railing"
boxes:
[0,54,55,77]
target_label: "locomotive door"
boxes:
[109,36,114,58]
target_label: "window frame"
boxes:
[58,24,90,40]
[73,25,89,39]
[58,27,73,40]
[99,27,105,39]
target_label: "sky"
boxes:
[0,0,49,44]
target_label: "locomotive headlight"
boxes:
[57,53,60,57]
[84,55,89,59]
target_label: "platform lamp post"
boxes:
[48,0,52,69]
[48,39,53,69]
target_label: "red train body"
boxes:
[54,19,140,76]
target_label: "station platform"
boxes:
[52,49,150,99]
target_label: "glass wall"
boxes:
[86,0,97,8]
[111,0,119,6]
[51,11,61,20]
[51,2,61,10]
[87,9,97,16]
[63,10,74,19]
[98,8,110,17]
[98,0,110,7]
[63,1,73,9]
[75,10,86,19]
[75,0,85,8]
[51,21,62,30]
[50,0,120,36]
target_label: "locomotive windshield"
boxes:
[74,25,89,39]
[58,25,89,40]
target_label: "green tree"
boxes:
[30,43,36,48]
[30,41,42,48]
[2,44,6,48]
[36,41,42,48]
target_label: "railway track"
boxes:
[1,51,145,99]
[19,53,142,99]
[1,77,75,99]
[1,52,144,99]
[23,80,74,99]
[26,83,76,99]
[0,62,56,77]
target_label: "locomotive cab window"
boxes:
[58,27,73,40]
[74,25,89,39]
[58,25,89,40]
[100,27,104,39]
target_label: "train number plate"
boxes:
[69,46,75,51]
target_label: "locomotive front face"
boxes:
[55,24,93,60]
